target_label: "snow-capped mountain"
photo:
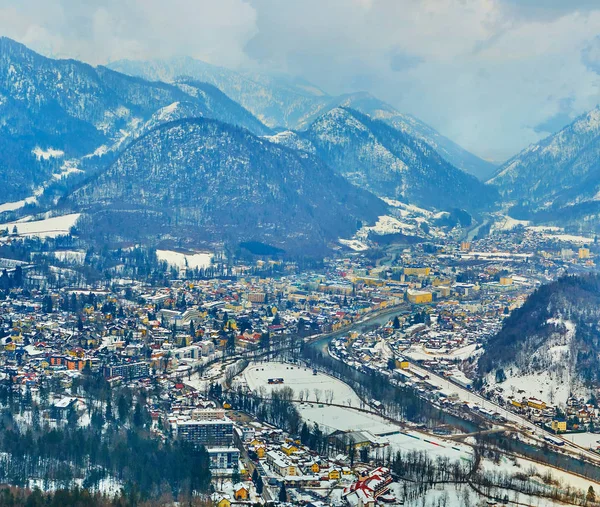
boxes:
[0,38,270,203]
[489,107,600,207]
[107,57,495,179]
[268,107,497,212]
[479,275,600,406]
[67,118,387,253]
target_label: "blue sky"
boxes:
[2,0,600,161]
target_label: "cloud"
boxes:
[0,0,258,66]
[582,35,600,74]
[1,0,600,160]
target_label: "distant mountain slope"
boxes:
[0,38,270,203]
[67,118,387,253]
[479,274,600,404]
[269,108,497,212]
[488,107,600,230]
[107,57,495,179]
[488,107,600,204]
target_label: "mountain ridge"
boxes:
[107,56,496,179]
[65,117,388,254]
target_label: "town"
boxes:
[1,214,600,506]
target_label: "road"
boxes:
[405,360,600,465]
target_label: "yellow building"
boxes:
[216,497,231,507]
[310,462,320,473]
[527,398,547,410]
[407,289,432,304]
[579,248,590,259]
[281,443,297,456]
[460,241,471,251]
[499,277,513,286]
[234,485,249,501]
[396,360,410,370]
[255,445,266,459]
[404,267,431,277]
[551,420,567,433]
[510,400,522,409]
[328,469,341,480]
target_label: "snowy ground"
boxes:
[241,362,472,460]
[241,362,360,404]
[564,432,600,450]
[541,232,594,244]
[338,238,369,251]
[156,249,213,269]
[0,213,80,238]
[402,343,480,361]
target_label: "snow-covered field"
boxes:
[338,238,369,251]
[541,232,594,244]
[242,362,472,460]
[242,362,360,404]
[0,213,80,238]
[156,249,213,269]
[492,214,530,231]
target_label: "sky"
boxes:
[1,0,600,162]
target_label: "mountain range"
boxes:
[108,56,496,179]
[0,37,270,202]
[268,107,497,211]
[8,36,600,252]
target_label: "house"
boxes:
[551,419,567,433]
[281,442,297,456]
[233,483,249,501]
[342,466,392,507]
[328,469,341,480]
[212,494,231,507]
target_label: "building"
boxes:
[579,248,590,259]
[207,447,240,470]
[233,483,249,501]
[407,289,432,304]
[175,418,234,447]
[342,466,392,507]
[191,408,226,421]
[266,450,297,477]
[527,398,547,410]
[103,361,149,379]
[551,419,567,433]
[404,267,431,277]
[499,277,513,286]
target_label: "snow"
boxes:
[241,362,472,461]
[53,250,86,265]
[492,215,530,231]
[0,195,37,213]
[156,249,213,269]
[403,343,480,362]
[541,232,593,244]
[489,319,581,407]
[339,239,369,251]
[0,213,80,238]
[32,147,64,160]
[242,362,359,404]
[52,160,83,180]
[359,215,416,236]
